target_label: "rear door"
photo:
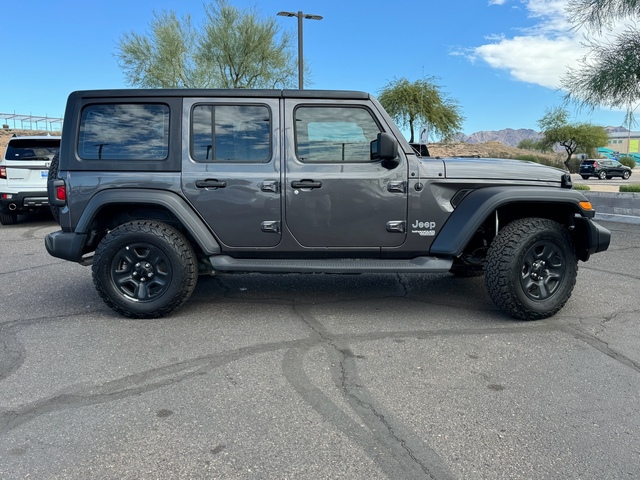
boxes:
[3,138,59,190]
[283,99,408,248]
[610,160,625,176]
[181,97,282,248]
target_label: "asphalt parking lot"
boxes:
[1,214,639,479]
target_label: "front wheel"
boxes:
[484,218,577,320]
[623,170,631,180]
[92,220,198,318]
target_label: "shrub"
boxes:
[620,184,640,193]
[573,183,590,190]
[618,156,637,169]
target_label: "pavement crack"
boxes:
[0,337,312,436]
[561,324,640,374]
[291,304,454,479]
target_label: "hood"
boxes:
[440,157,568,185]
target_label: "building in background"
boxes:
[600,130,640,161]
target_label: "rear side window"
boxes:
[191,104,271,163]
[5,139,59,161]
[78,104,170,160]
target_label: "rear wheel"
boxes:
[92,220,198,318]
[485,218,577,320]
[598,170,607,180]
[580,175,590,180]
[0,211,18,225]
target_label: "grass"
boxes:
[573,183,590,191]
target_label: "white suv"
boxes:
[0,135,60,225]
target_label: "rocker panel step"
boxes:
[209,255,453,273]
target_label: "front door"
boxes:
[181,98,282,248]
[284,100,408,248]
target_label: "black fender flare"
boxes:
[430,186,592,257]
[77,189,221,255]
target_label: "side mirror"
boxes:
[370,132,399,169]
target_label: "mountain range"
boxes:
[459,126,627,147]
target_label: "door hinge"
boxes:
[386,221,406,233]
[387,181,406,193]
[260,180,279,193]
[261,221,280,233]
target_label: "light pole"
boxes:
[277,11,322,89]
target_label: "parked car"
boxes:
[0,135,61,225]
[579,158,632,180]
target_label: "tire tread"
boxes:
[92,220,198,319]
[484,218,577,320]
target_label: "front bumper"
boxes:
[574,217,610,261]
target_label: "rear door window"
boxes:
[190,104,271,163]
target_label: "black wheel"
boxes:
[580,175,590,180]
[485,218,577,320]
[0,211,18,225]
[92,220,198,318]
[623,170,631,180]
[47,154,60,224]
[598,170,607,180]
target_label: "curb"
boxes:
[584,191,640,224]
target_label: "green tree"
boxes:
[517,138,552,153]
[562,0,640,127]
[377,78,464,143]
[538,107,609,172]
[115,0,297,89]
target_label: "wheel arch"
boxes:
[430,186,593,257]
[76,189,221,256]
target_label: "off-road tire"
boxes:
[484,218,577,320]
[47,154,61,224]
[0,211,18,225]
[92,220,198,319]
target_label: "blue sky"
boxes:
[0,0,629,136]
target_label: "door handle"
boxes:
[195,179,227,189]
[291,179,322,189]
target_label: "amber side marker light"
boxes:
[579,201,593,210]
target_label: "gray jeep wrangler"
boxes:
[45,89,610,319]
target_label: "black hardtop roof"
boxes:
[69,89,372,101]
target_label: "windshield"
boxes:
[5,138,60,161]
